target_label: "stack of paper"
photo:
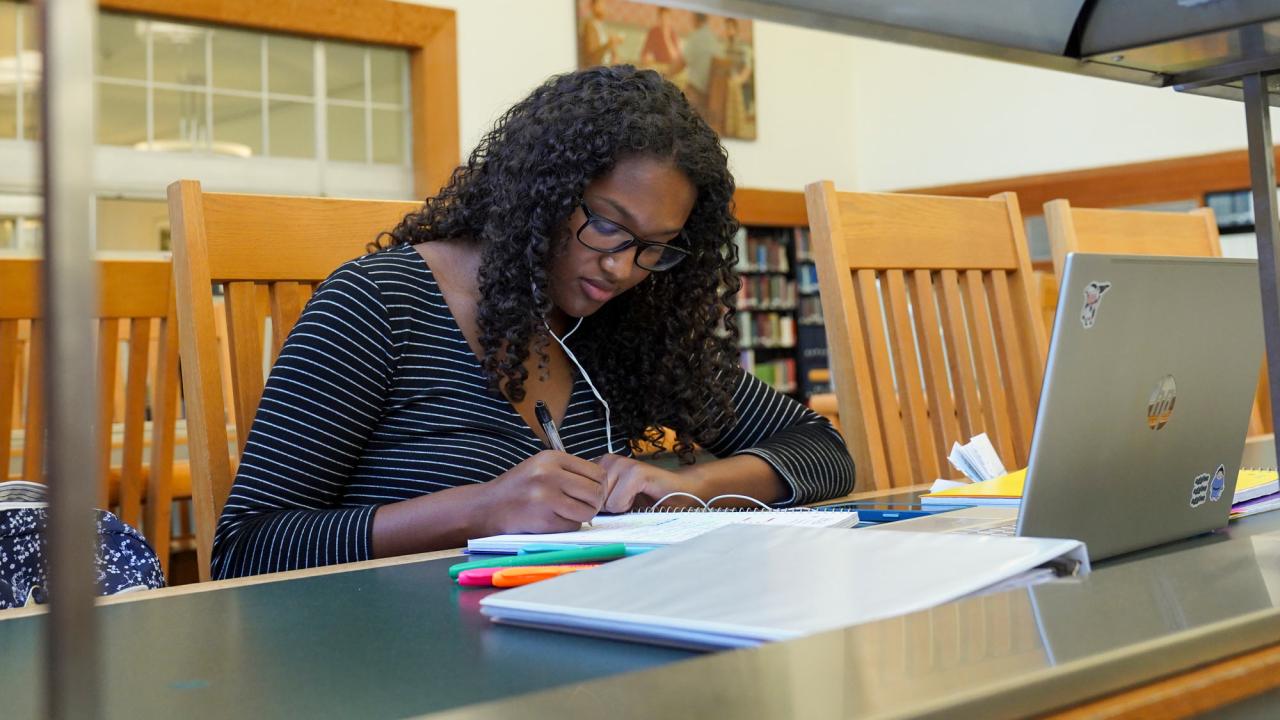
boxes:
[1231,469,1280,519]
[481,524,1090,651]
[923,467,1279,512]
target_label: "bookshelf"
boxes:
[732,189,830,402]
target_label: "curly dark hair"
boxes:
[373,65,742,462]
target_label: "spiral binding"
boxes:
[640,491,816,513]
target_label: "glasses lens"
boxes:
[636,241,689,271]
[579,213,633,252]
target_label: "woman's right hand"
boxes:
[478,451,609,534]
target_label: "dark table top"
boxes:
[6,507,1280,719]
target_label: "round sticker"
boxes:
[1147,375,1176,430]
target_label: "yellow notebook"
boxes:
[922,468,1277,507]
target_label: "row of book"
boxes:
[736,311,797,348]
[737,274,797,310]
[740,351,798,393]
[733,228,792,273]
[799,296,824,325]
[793,227,814,263]
[797,263,820,295]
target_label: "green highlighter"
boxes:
[448,543,628,579]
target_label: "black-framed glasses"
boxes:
[575,201,690,272]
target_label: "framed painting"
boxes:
[577,0,756,140]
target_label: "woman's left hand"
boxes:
[596,454,699,513]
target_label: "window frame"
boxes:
[100,0,459,198]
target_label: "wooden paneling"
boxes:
[102,0,460,199]
[906,147,1280,215]
[734,188,809,227]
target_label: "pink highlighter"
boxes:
[456,567,505,587]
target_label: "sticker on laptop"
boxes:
[1190,473,1210,508]
[1146,375,1176,430]
[1080,281,1112,329]
[1210,464,1227,502]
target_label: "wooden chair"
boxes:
[804,184,1047,491]
[167,179,420,581]
[0,257,186,577]
[1044,199,1272,435]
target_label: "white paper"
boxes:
[468,510,860,553]
[482,524,1089,650]
[947,433,1008,482]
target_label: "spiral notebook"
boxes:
[466,507,860,554]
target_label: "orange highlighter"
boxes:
[490,564,600,587]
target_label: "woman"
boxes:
[212,66,855,580]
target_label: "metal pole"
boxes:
[40,0,100,717]
[1243,73,1280,467]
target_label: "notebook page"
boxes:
[467,510,859,552]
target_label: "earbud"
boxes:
[545,316,617,455]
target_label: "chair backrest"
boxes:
[167,179,420,580]
[0,257,180,562]
[804,184,1047,491]
[1045,200,1221,278]
[1042,199,1273,435]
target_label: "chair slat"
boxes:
[270,281,306,363]
[224,281,266,454]
[936,270,982,441]
[882,269,939,483]
[96,319,121,507]
[960,270,1015,462]
[0,319,17,480]
[22,321,45,481]
[146,291,181,577]
[118,318,152,527]
[854,269,913,487]
[908,270,961,475]
[986,270,1035,465]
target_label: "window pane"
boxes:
[326,104,364,162]
[369,46,406,105]
[97,82,147,147]
[19,217,41,252]
[0,93,13,140]
[98,13,146,80]
[371,108,404,165]
[213,93,261,157]
[268,99,314,158]
[153,88,208,149]
[326,42,364,102]
[211,26,261,92]
[152,22,208,86]
[21,89,37,140]
[96,198,169,252]
[268,35,312,97]
[0,217,15,249]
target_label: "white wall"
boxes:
[407,1,1279,196]
[401,0,860,192]
[850,38,1280,191]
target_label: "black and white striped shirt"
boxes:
[212,244,855,579]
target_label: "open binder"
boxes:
[480,524,1089,651]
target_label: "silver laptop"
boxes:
[879,253,1264,561]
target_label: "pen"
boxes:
[533,400,566,452]
[534,400,593,527]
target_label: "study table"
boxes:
[5,491,1280,718]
